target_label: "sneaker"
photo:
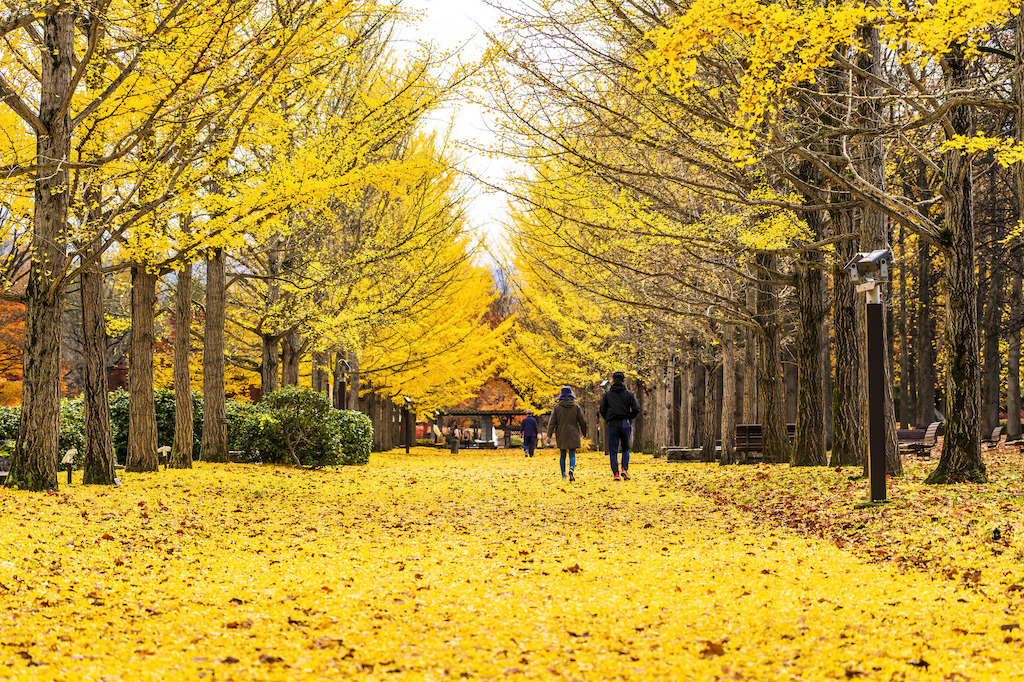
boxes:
[621,469,631,481]
[613,474,621,481]
[568,469,575,482]
[562,474,568,480]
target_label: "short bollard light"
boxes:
[62,448,77,485]
[845,248,893,503]
[157,445,171,468]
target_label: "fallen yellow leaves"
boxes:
[0,449,1022,680]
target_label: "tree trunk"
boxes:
[898,224,911,429]
[169,262,194,469]
[311,350,329,393]
[348,352,360,411]
[917,240,937,426]
[80,218,115,485]
[793,256,828,466]
[678,351,691,447]
[980,252,1004,438]
[1009,15,1024,442]
[925,43,985,484]
[282,332,302,385]
[720,325,737,464]
[743,286,759,423]
[756,253,789,464]
[856,24,901,477]
[689,362,704,448]
[7,11,74,491]
[261,332,279,396]
[126,267,158,472]
[261,236,281,395]
[1009,268,1022,440]
[700,362,717,463]
[654,361,670,451]
[201,248,228,463]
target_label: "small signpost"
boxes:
[62,448,77,485]
[846,248,893,503]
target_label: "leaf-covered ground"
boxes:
[1,447,1023,680]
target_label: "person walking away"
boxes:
[546,386,587,481]
[522,410,539,457]
[450,425,461,454]
[600,371,641,480]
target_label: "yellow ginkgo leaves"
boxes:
[2,449,1024,679]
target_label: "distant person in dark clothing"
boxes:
[547,386,588,481]
[521,410,539,458]
[600,371,641,480]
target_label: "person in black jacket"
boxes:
[599,371,641,480]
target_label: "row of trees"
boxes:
[489,0,1023,483]
[0,0,508,490]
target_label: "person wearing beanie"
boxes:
[521,409,539,458]
[546,386,588,481]
[600,371,641,480]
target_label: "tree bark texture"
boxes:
[855,25,901,477]
[689,363,704,448]
[1010,14,1024,442]
[700,363,718,463]
[282,332,302,385]
[311,350,329,393]
[261,236,281,395]
[898,224,911,430]
[980,251,1004,438]
[654,361,671,451]
[720,325,737,464]
[7,10,74,491]
[756,253,789,464]
[793,257,828,466]
[665,354,676,447]
[926,44,985,484]
[127,267,159,472]
[170,263,194,469]
[348,352,360,411]
[201,248,228,463]
[261,333,279,396]
[917,240,937,426]
[80,223,115,485]
[743,285,759,423]
[678,352,691,447]
[1009,268,1022,440]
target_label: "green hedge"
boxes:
[234,386,372,467]
[0,387,373,468]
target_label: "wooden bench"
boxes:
[734,423,796,461]
[982,426,1004,446]
[898,421,942,458]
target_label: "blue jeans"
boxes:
[607,423,631,475]
[523,435,537,457]
[559,449,576,477]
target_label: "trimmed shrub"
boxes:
[334,409,372,465]
[0,386,373,469]
[0,400,86,466]
[234,387,373,467]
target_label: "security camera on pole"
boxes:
[845,248,893,503]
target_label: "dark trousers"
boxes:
[607,423,632,475]
[523,435,537,457]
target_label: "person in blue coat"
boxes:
[521,410,539,457]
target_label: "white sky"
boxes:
[398,0,521,256]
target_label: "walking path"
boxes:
[0,449,1020,680]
